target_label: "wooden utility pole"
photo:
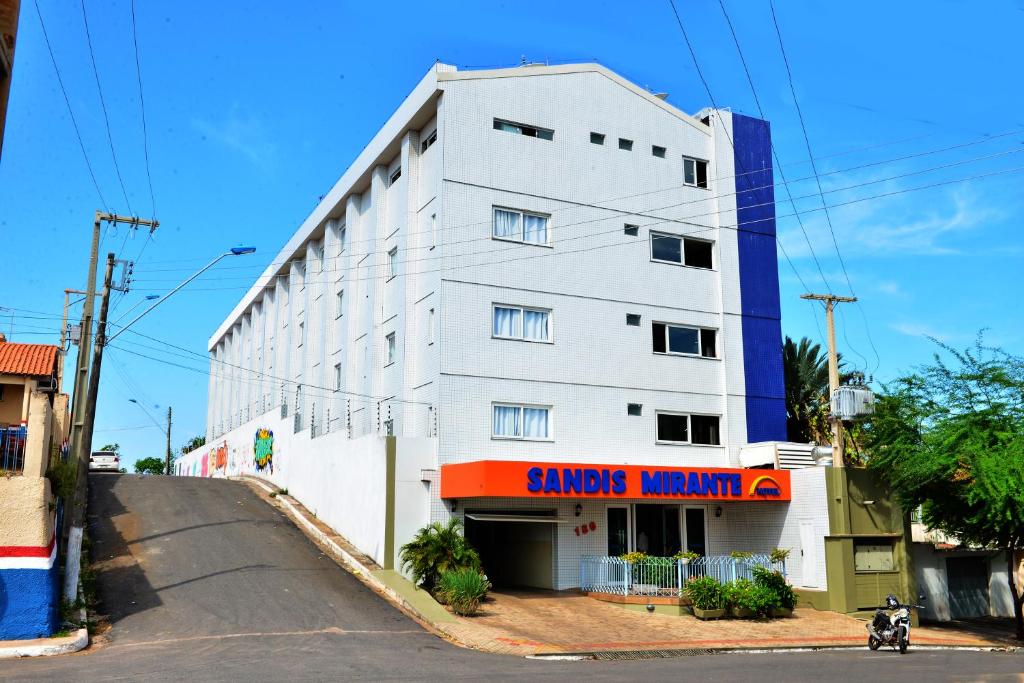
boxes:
[165,406,173,475]
[801,293,857,466]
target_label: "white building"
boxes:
[181,62,839,594]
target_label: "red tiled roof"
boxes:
[0,342,59,377]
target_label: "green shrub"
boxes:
[724,578,778,616]
[752,566,797,610]
[769,547,791,564]
[400,519,481,591]
[46,456,77,501]
[436,568,491,616]
[684,576,723,610]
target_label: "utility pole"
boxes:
[68,212,157,479]
[63,253,114,600]
[800,293,857,466]
[165,406,173,475]
[59,289,87,393]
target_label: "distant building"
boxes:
[180,63,913,612]
[0,0,19,160]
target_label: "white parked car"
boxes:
[89,450,120,472]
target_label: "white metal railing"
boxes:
[579,554,786,596]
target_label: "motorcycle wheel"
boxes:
[898,635,908,654]
[868,635,881,651]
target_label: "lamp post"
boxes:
[111,294,160,327]
[106,246,256,346]
[129,399,172,475]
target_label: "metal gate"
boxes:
[946,556,990,618]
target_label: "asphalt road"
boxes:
[3,474,1021,681]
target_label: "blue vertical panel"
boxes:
[732,113,787,442]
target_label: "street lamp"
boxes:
[129,398,174,476]
[111,295,160,327]
[128,398,166,435]
[106,246,256,345]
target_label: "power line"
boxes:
[80,0,134,214]
[125,161,1024,294]
[768,0,851,296]
[32,0,109,210]
[129,0,156,219]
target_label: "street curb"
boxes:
[0,609,89,660]
[234,476,456,644]
[527,643,1021,660]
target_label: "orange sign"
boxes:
[440,461,791,501]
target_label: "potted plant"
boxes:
[674,550,699,565]
[724,578,761,618]
[769,547,791,564]
[684,576,725,620]
[752,565,797,617]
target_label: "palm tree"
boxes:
[782,336,832,443]
[399,519,481,590]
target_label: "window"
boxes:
[339,223,347,253]
[335,290,344,318]
[386,332,396,365]
[421,129,437,152]
[334,363,342,391]
[492,403,551,440]
[656,413,688,443]
[297,321,305,347]
[656,412,721,445]
[389,166,402,185]
[316,244,324,273]
[652,145,666,158]
[590,132,605,145]
[493,118,553,141]
[650,232,714,269]
[626,313,641,326]
[624,224,640,237]
[683,157,709,189]
[388,247,399,278]
[492,207,549,245]
[430,213,437,249]
[493,305,551,342]
[428,308,435,344]
[627,403,643,416]
[854,543,895,572]
[652,323,716,358]
[618,138,633,151]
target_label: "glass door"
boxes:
[606,505,631,556]
[684,507,707,556]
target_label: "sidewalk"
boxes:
[244,477,1019,658]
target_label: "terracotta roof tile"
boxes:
[0,343,59,377]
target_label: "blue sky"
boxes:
[1,1,1021,471]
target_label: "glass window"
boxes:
[388,248,399,278]
[668,326,699,355]
[618,138,633,151]
[627,403,643,416]
[493,404,549,439]
[493,208,548,245]
[854,543,895,571]
[389,166,402,185]
[653,323,717,358]
[590,132,605,145]
[684,239,714,269]
[336,290,344,318]
[297,321,305,347]
[657,413,689,443]
[493,118,553,140]
[421,129,437,152]
[493,305,550,341]
[652,145,666,158]
[386,332,396,365]
[626,313,641,327]
[690,415,720,445]
[683,157,709,189]
[624,224,640,236]
[334,363,342,391]
[651,232,682,263]
[339,224,347,252]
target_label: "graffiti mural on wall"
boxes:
[215,442,228,472]
[254,428,274,474]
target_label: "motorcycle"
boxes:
[867,594,925,654]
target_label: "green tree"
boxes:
[865,338,1024,640]
[134,457,166,475]
[98,443,120,453]
[399,519,481,591]
[181,435,206,453]
[782,336,832,444]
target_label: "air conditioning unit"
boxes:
[831,385,875,420]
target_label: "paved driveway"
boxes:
[1,474,1020,681]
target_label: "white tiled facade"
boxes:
[198,63,817,590]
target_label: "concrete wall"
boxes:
[178,404,436,570]
[0,393,59,640]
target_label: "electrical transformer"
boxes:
[831,385,875,419]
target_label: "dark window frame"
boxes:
[650,231,715,269]
[493,118,554,141]
[652,322,717,358]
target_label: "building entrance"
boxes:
[633,504,706,557]
[464,512,555,590]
